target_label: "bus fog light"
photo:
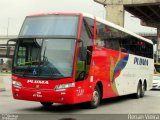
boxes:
[55,83,75,91]
[60,97,64,101]
[15,93,19,97]
[12,80,22,88]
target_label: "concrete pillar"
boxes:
[106,5,124,27]
[94,0,160,6]
[157,27,160,63]
[0,76,6,92]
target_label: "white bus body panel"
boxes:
[115,54,154,95]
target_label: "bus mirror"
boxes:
[79,47,87,61]
[78,39,87,61]
[6,39,17,58]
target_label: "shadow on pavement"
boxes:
[18,95,135,113]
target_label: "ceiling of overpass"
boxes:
[125,4,160,24]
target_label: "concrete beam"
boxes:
[122,0,160,5]
[141,21,160,28]
[94,0,160,5]
[94,0,160,27]
[0,35,17,39]
[0,48,14,58]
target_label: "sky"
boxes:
[0,0,157,35]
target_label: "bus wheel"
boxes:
[89,86,101,109]
[40,102,53,107]
[140,83,146,98]
[134,82,142,99]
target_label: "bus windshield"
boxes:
[19,15,79,38]
[13,38,76,79]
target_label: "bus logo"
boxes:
[134,57,148,66]
[27,80,49,84]
[36,85,39,89]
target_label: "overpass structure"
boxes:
[94,0,160,62]
[0,35,17,58]
[0,36,17,92]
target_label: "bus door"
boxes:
[74,17,94,102]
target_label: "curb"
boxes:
[0,76,6,92]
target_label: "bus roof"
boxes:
[29,12,153,44]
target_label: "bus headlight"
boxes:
[55,83,75,91]
[12,80,22,88]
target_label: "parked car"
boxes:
[153,63,160,89]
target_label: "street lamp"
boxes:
[6,18,10,37]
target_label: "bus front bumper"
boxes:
[12,87,75,104]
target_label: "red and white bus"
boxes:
[11,12,154,108]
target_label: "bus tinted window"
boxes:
[19,15,79,38]
[96,21,153,59]
[120,36,153,58]
[96,22,120,51]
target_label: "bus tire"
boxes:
[89,86,101,109]
[40,102,53,107]
[140,82,146,98]
[134,82,142,99]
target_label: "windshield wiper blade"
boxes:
[40,59,55,78]
[22,65,36,77]
[40,39,57,78]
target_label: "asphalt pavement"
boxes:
[0,74,160,120]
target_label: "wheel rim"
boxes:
[92,90,99,105]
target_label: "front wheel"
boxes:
[89,86,101,109]
[40,102,53,107]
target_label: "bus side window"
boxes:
[112,39,120,51]
[104,39,113,50]
[96,22,121,51]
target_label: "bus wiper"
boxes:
[22,65,32,77]
[41,43,48,65]
[40,40,56,78]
